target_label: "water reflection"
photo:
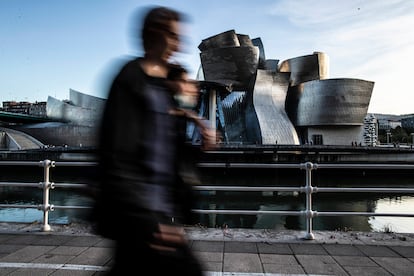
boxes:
[370,196,414,233]
[193,191,381,232]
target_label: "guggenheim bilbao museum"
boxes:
[13,29,375,148]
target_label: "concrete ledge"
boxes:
[186,227,414,246]
[1,222,413,247]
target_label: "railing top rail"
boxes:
[1,160,414,170]
[0,161,42,166]
[54,161,98,167]
[196,162,414,170]
[196,162,303,169]
[193,185,303,192]
[0,182,41,188]
[315,187,414,193]
[317,163,414,169]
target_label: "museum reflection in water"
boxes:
[192,167,414,232]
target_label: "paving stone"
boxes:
[289,243,328,255]
[94,239,115,248]
[257,242,292,254]
[7,268,57,276]
[48,245,88,256]
[223,253,262,273]
[333,256,378,267]
[0,234,17,243]
[63,236,102,247]
[1,235,39,245]
[69,247,112,266]
[259,254,299,265]
[389,245,414,258]
[0,244,25,254]
[201,261,222,273]
[296,254,348,276]
[323,244,365,256]
[29,235,74,246]
[371,257,414,276]
[192,240,224,252]
[224,241,257,253]
[0,245,55,262]
[0,267,17,276]
[33,253,74,264]
[49,270,95,275]
[263,263,306,274]
[356,245,400,257]
[343,266,392,276]
[195,251,223,263]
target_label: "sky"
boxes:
[1,0,413,115]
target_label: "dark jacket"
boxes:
[92,57,197,239]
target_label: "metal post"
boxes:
[303,162,315,240]
[208,88,217,130]
[39,159,54,232]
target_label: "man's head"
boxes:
[141,6,184,62]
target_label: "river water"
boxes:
[0,165,413,233]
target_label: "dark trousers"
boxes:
[107,237,204,275]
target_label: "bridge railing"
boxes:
[0,159,414,239]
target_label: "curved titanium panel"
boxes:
[251,70,299,145]
[69,89,106,110]
[46,96,102,127]
[293,78,374,126]
[264,59,279,71]
[252,37,267,69]
[279,52,329,86]
[200,46,259,90]
[198,29,240,51]
[220,91,247,142]
[237,34,254,47]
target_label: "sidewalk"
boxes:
[0,223,414,275]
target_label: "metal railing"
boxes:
[0,160,96,231]
[1,159,414,239]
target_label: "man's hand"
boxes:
[169,108,219,150]
[149,223,187,252]
[200,125,218,151]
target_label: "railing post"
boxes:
[303,161,316,240]
[39,159,55,232]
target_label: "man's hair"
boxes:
[167,63,188,81]
[141,6,183,52]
